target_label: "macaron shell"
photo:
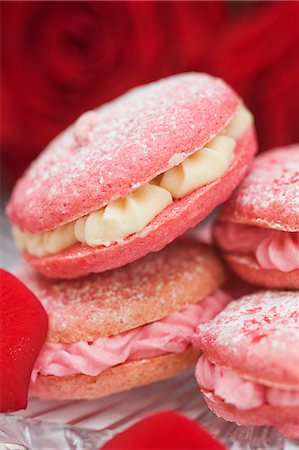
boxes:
[225,253,299,289]
[202,390,299,439]
[25,126,256,279]
[194,291,299,390]
[30,346,199,400]
[219,144,299,232]
[8,73,239,234]
[16,240,226,343]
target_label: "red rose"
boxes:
[205,1,299,151]
[1,1,226,183]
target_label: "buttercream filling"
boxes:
[215,222,299,272]
[31,290,230,380]
[196,355,299,409]
[14,104,252,257]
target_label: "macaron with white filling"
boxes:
[8,72,256,279]
[15,239,230,400]
[194,290,299,438]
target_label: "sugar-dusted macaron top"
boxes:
[219,145,299,232]
[8,73,239,233]
[194,290,299,389]
[16,240,225,344]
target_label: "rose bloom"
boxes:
[205,1,299,151]
[1,1,226,183]
[1,1,298,183]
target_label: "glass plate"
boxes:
[0,370,295,450]
[0,201,298,450]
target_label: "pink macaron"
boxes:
[15,239,230,400]
[194,290,299,438]
[214,144,299,289]
[8,73,257,279]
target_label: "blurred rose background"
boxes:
[1,0,299,185]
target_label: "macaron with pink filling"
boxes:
[8,72,256,279]
[214,144,299,289]
[15,239,230,400]
[194,290,299,438]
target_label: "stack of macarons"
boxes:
[7,72,298,438]
[7,73,257,400]
[194,144,299,438]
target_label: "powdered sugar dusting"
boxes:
[220,145,299,231]
[194,290,299,387]
[8,72,238,233]
[15,240,224,343]
[168,153,188,166]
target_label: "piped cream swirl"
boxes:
[13,104,252,257]
[32,290,230,379]
[215,222,299,272]
[196,355,299,409]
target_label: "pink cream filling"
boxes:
[196,355,299,409]
[32,290,230,380]
[215,222,299,272]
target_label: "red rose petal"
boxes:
[101,411,226,450]
[0,269,48,412]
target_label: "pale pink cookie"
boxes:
[14,240,230,400]
[194,290,299,438]
[8,73,257,278]
[214,145,299,289]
